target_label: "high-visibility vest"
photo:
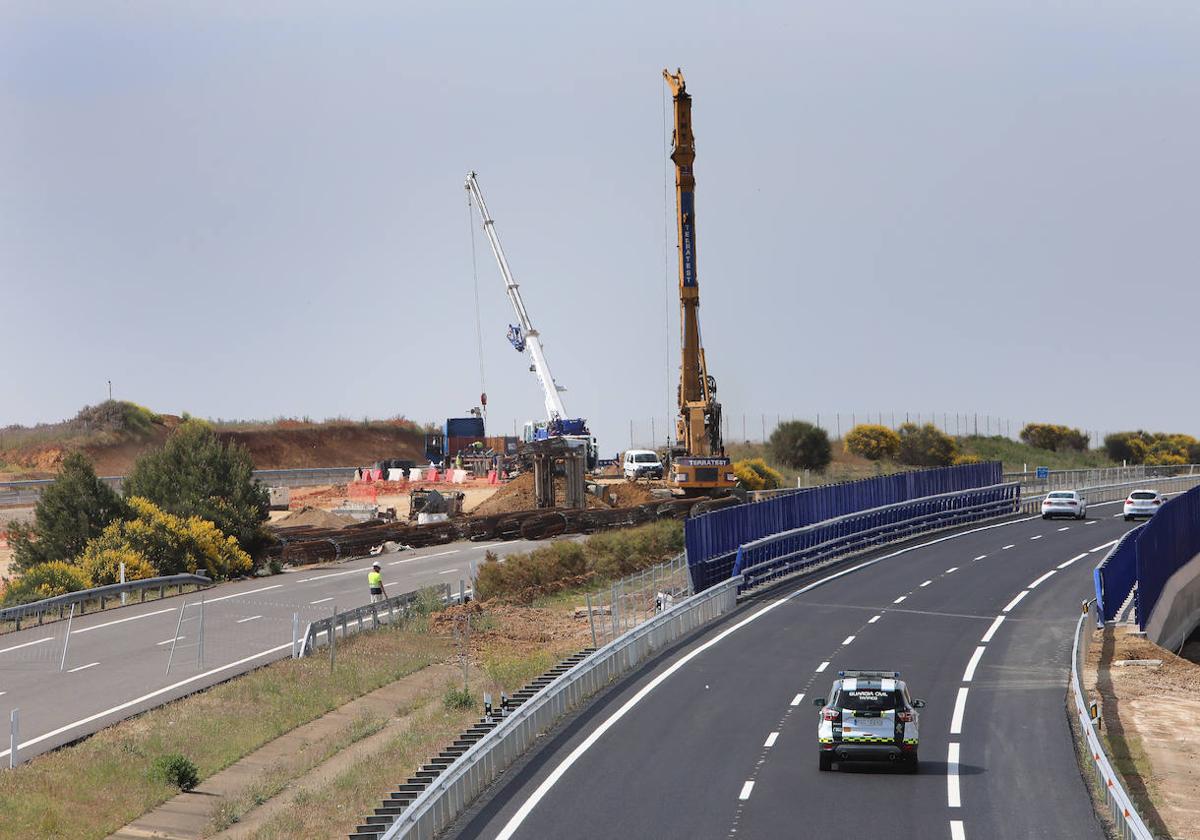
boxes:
[368,571,382,589]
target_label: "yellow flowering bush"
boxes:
[845,425,901,460]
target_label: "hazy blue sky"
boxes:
[4,1,1198,453]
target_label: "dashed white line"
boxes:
[1028,570,1057,589]
[951,820,966,840]
[71,607,177,635]
[1003,591,1029,612]
[1057,527,1070,532]
[1058,553,1088,569]
[297,568,365,582]
[156,637,185,646]
[920,580,932,588]
[868,615,881,624]
[894,596,907,604]
[1030,535,1042,541]
[945,567,958,574]
[67,662,99,673]
[0,691,6,697]
[1086,520,1098,525]
[310,597,333,605]
[947,742,961,807]
[980,615,1005,643]
[1001,544,1015,551]
[790,693,805,706]
[235,615,262,624]
[437,568,460,575]
[739,780,755,800]
[950,687,969,734]
[816,661,829,673]
[0,636,53,655]
[389,548,461,566]
[1090,539,1119,553]
[974,555,987,561]
[962,646,986,682]
[842,636,856,645]
[764,732,779,748]
[204,584,283,603]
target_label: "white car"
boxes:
[623,450,664,480]
[1041,490,1087,520]
[1124,489,1165,521]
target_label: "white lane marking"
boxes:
[1058,553,1088,569]
[868,615,881,624]
[0,691,5,697]
[790,693,805,706]
[0,641,294,762]
[156,637,185,646]
[962,646,986,682]
[920,580,932,588]
[894,596,907,604]
[389,549,462,566]
[1028,570,1057,589]
[437,568,460,575]
[739,780,755,800]
[71,607,177,635]
[1086,520,1098,525]
[816,661,829,673]
[951,820,966,840]
[68,662,99,673]
[1030,535,1042,541]
[1002,544,1015,550]
[310,597,333,605]
[974,555,987,561]
[947,742,961,807]
[950,687,968,734]
[945,567,958,574]
[203,584,283,603]
[842,636,855,645]
[1112,513,1122,518]
[235,615,262,624]
[297,568,365,582]
[0,637,53,655]
[1003,591,1029,612]
[764,732,779,748]
[1091,539,1119,553]
[490,513,1057,839]
[980,615,1005,643]
[1058,527,1070,532]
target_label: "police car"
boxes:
[814,670,925,772]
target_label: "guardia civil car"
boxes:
[814,670,925,772]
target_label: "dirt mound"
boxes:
[600,481,663,508]
[431,601,592,653]
[272,507,358,530]
[470,473,607,517]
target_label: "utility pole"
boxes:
[107,380,112,401]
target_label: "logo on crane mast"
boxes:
[680,191,697,288]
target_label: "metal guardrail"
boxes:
[0,573,212,629]
[298,585,452,657]
[379,575,743,840]
[1071,607,1155,839]
[734,484,1019,592]
[1006,464,1198,496]
[1019,474,1200,515]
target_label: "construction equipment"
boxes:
[464,171,598,468]
[664,69,737,497]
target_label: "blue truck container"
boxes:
[444,417,485,438]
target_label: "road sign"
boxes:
[1036,466,1050,479]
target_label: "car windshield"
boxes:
[834,688,899,712]
[1131,491,1158,500]
[1048,492,1075,499]
[635,454,659,463]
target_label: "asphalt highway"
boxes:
[450,508,1132,840]
[0,538,543,763]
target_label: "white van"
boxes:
[623,450,664,480]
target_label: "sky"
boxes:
[3,1,1198,454]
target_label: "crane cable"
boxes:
[466,189,486,420]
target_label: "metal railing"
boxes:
[1006,464,1198,496]
[379,575,743,840]
[1071,607,1155,839]
[729,484,1019,592]
[299,584,454,657]
[1019,474,1200,515]
[578,552,693,649]
[0,573,212,630]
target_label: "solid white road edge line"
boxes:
[156,637,184,646]
[0,641,294,761]
[1002,591,1029,612]
[764,732,779,748]
[790,693,805,706]
[962,646,986,682]
[947,742,961,807]
[1058,553,1088,569]
[739,781,754,800]
[310,597,333,605]
[951,820,966,840]
[980,615,1005,643]
[950,687,968,734]
[71,606,176,635]
[1028,570,1056,589]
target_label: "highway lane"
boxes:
[0,538,546,763]
[450,512,1128,840]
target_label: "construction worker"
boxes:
[368,561,386,603]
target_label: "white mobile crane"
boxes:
[464,172,596,465]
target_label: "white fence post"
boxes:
[9,709,17,769]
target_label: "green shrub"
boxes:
[1019,423,1089,452]
[769,421,832,472]
[151,754,199,791]
[897,423,957,467]
[443,686,475,711]
[844,425,901,461]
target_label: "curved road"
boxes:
[450,510,1129,840]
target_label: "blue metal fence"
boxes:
[1135,485,1200,630]
[1094,527,1140,622]
[686,462,1002,591]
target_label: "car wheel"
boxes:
[819,752,832,772]
[1041,514,1049,520]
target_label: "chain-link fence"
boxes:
[576,554,692,649]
